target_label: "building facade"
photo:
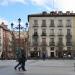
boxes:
[0,22,13,59]
[28,11,75,58]
[0,23,3,57]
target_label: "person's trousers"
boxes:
[15,62,21,69]
[19,62,25,71]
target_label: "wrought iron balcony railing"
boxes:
[49,24,55,27]
[33,32,38,36]
[66,24,71,27]
[41,33,46,36]
[57,42,64,47]
[66,34,72,38]
[58,34,63,36]
[58,24,63,27]
[66,42,72,46]
[41,42,47,46]
[33,24,38,27]
[33,42,38,46]
[49,42,55,46]
[41,25,47,27]
[50,34,55,36]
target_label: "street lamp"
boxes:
[11,18,22,50]
[24,22,28,58]
[11,18,28,58]
[18,18,21,49]
[11,23,14,30]
[11,23,14,59]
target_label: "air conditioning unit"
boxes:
[58,11,63,15]
[66,11,70,15]
[42,11,47,15]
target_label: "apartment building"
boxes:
[0,22,13,59]
[28,11,75,58]
[0,23,3,57]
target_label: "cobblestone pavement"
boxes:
[0,59,75,75]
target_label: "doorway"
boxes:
[51,52,54,58]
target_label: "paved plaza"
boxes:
[0,59,75,75]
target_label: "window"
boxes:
[34,20,38,26]
[59,38,63,42]
[33,37,38,42]
[42,20,46,26]
[50,19,54,27]
[34,47,37,51]
[42,38,46,46]
[33,29,38,36]
[42,29,46,35]
[58,29,62,35]
[67,47,71,50]
[67,29,71,34]
[67,38,71,42]
[51,47,54,50]
[34,29,37,33]
[50,38,54,42]
[66,19,71,27]
[58,20,63,27]
[50,29,54,35]
[42,38,46,42]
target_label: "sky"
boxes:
[0,0,75,29]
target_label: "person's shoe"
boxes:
[23,69,27,71]
[18,67,20,71]
[14,67,17,70]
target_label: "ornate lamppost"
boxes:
[11,18,28,58]
[11,22,15,59]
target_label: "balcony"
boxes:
[66,24,71,27]
[33,33,38,39]
[49,42,55,46]
[58,34,63,36]
[41,25,46,27]
[41,42,47,46]
[58,24,63,27]
[33,32,38,36]
[41,33,46,36]
[50,34,55,36]
[33,25,38,27]
[33,24,38,27]
[66,42,72,46]
[57,42,64,47]
[50,24,55,27]
[33,42,38,46]
[41,24,47,27]
[66,34,72,38]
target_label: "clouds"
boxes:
[31,0,75,11]
[0,0,75,12]
[0,17,9,25]
[56,0,75,11]
[0,0,27,6]
[0,0,75,11]
[31,0,54,10]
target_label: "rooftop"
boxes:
[28,11,75,21]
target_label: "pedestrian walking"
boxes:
[42,52,46,60]
[14,48,22,70]
[18,50,27,71]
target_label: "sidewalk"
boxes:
[0,59,75,75]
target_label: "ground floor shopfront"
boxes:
[29,47,75,59]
